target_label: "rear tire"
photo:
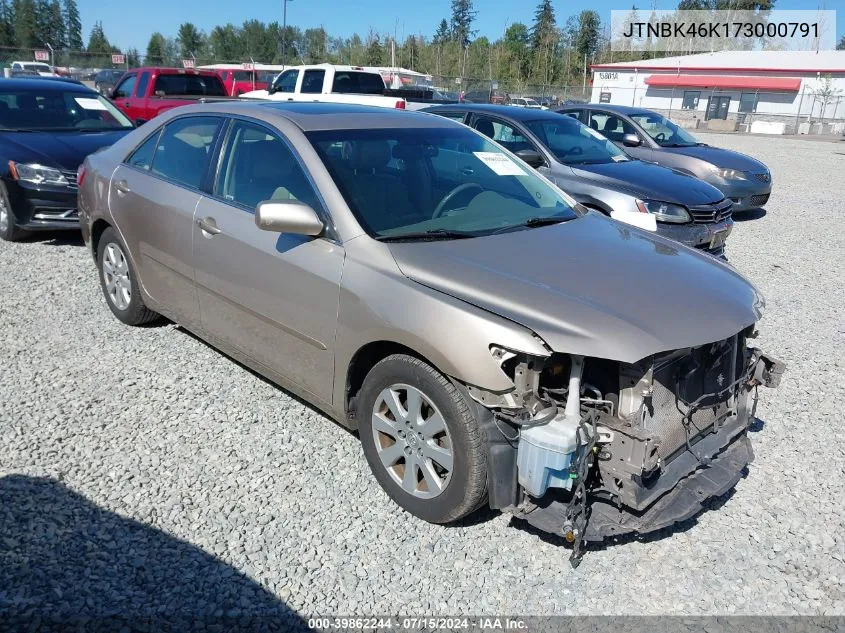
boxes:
[0,182,30,242]
[358,354,488,524]
[97,227,160,326]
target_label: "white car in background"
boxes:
[11,61,57,77]
[510,97,546,110]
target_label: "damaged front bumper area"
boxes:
[473,332,784,561]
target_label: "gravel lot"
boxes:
[1,133,843,619]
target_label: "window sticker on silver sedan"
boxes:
[473,152,526,176]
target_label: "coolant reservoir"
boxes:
[517,412,581,497]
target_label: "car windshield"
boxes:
[307,126,578,240]
[630,112,699,147]
[23,63,50,72]
[0,89,134,131]
[524,117,630,165]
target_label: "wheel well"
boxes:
[345,341,430,420]
[90,219,111,259]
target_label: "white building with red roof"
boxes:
[589,50,845,133]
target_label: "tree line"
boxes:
[144,1,611,92]
[0,0,800,92]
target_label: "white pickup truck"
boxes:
[239,64,406,109]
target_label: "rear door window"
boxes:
[470,116,534,154]
[331,71,385,95]
[152,74,226,97]
[126,129,163,170]
[149,116,223,189]
[214,120,320,211]
[300,70,325,94]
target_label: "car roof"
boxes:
[179,101,464,132]
[424,103,564,122]
[0,78,94,92]
[128,67,219,76]
[557,103,649,116]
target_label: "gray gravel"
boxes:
[1,133,844,618]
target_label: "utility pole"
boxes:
[46,42,54,70]
[282,0,293,69]
[582,52,587,96]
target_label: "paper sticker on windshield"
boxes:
[74,97,108,111]
[473,152,526,176]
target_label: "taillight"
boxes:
[395,100,406,109]
[77,164,86,187]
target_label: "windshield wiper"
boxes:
[485,216,569,236]
[374,228,476,242]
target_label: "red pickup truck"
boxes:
[216,68,269,96]
[109,67,228,125]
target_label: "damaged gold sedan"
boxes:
[79,102,783,562]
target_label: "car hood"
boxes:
[388,214,762,364]
[0,129,132,170]
[569,160,724,205]
[660,144,767,172]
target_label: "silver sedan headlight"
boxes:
[9,162,69,186]
[716,167,748,181]
[635,199,691,224]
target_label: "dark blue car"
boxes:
[0,78,134,241]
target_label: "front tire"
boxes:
[97,227,159,326]
[358,354,488,524]
[0,182,30,242]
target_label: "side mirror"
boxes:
[255,200,324,236]
[621,133,642,147]
[515,148,544,168]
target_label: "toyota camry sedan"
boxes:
[79,102,782,561]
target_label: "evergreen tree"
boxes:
[14,0,38,49]
[86,20,109,53]
[176,22,205,59]
[432,18,449,44]
[575,10,601,62]
[62,0,81,50]
[0,0,16,47]
[46,0,65,48]
[145,31,166,64]
[449,0,476,49]
[365,32,384,66]
[126,47,140,67]
[529,0,557,84]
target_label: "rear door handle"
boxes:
[114,180,130,195]
[197,217,222,236]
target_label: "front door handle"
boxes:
[197,217,222,236]
[114,180,130,195]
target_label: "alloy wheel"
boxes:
[102,242,132,311]
[371,383,454,499]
